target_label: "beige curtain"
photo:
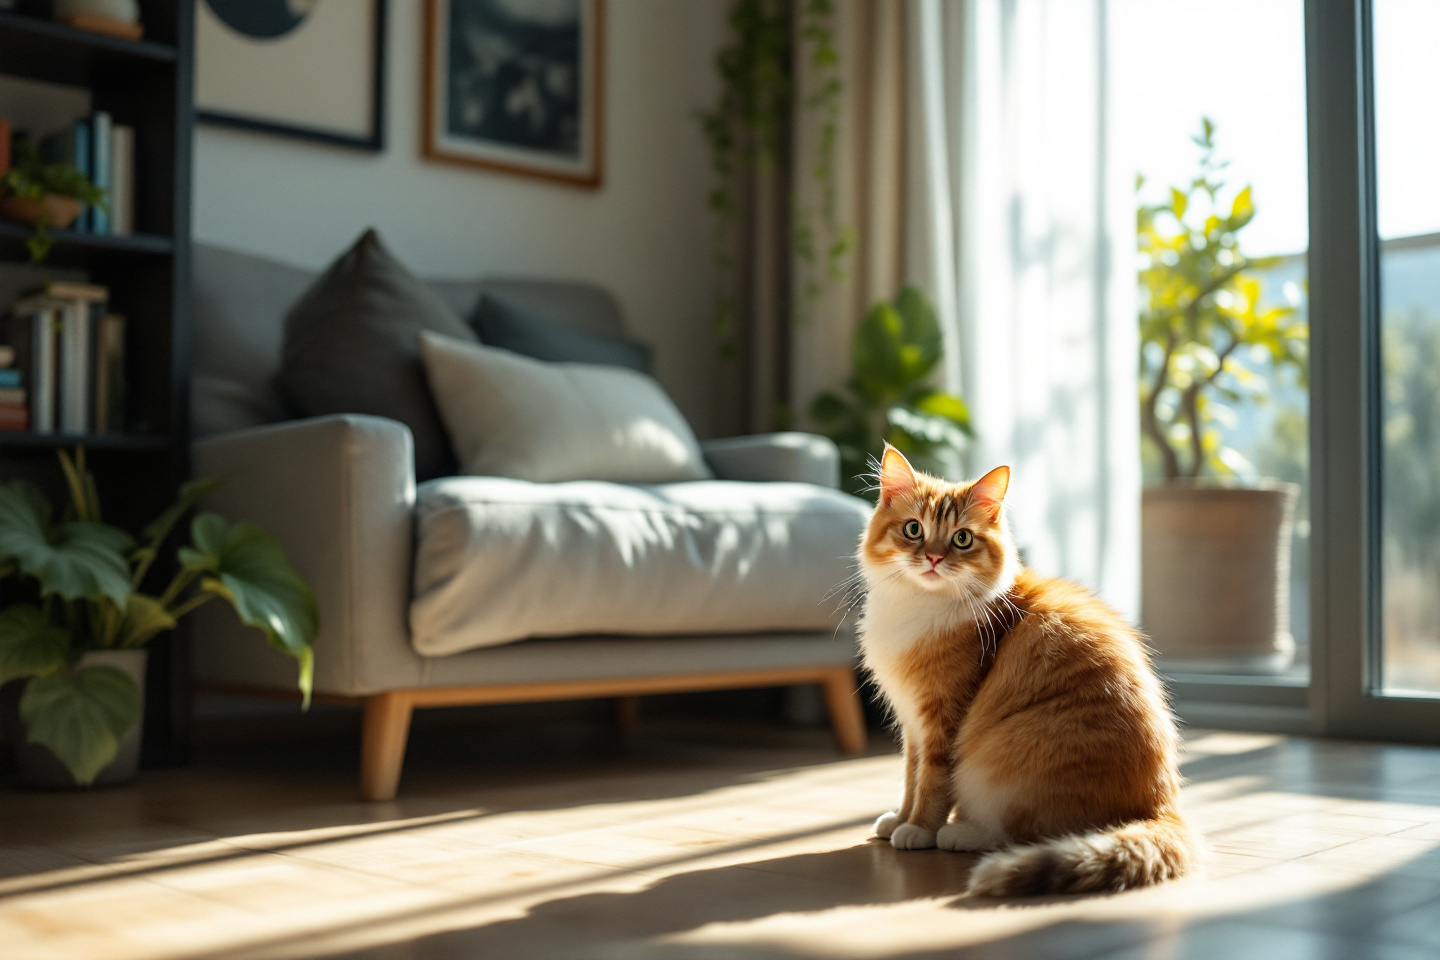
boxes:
[787,1,910,419]
[781,0,1141,617]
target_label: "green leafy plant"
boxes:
[809,286,972,496]
[698,0,849,359]
[0,450,317,786]
[0,136,108,262]
[1138,118,1308,481]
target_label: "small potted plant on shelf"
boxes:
[809,285,972,498]
[0,449,317,788]
[0,136,108,263]
[1138,119,1307,674]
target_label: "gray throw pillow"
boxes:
[419,332,712,484]
[470,292,653,373]
[275,229,478,479]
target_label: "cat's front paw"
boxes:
[890,823,938,850]
[874,812,902,839]
[937,820,1005,852]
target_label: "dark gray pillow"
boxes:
[470,293,653,373]
[275,229,478,479]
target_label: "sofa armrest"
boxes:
[700,433,841,489]
[191,414,420,696]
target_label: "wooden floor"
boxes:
[4,715,1440,960]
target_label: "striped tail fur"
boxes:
[967,813,1200,897]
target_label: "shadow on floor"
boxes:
[247,837,1440,960]
[0,719,889,891]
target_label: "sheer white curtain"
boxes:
[907,0,1141,618]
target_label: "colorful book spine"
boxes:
[90,111,111,235]
[0,335,24,433]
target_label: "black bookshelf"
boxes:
[0,0,194,766]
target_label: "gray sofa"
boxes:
[188,243,870,800]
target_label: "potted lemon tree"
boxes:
[1138,120,1307,674]
[0,450,316,787]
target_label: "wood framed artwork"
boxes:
[196,0,388,151]
[423,0,605,187]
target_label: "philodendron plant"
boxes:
[0,450,317,786]
[809,285,972,497]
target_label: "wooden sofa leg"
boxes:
[821,668,867,756]
[361,692,414,802]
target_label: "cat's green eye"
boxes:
[902,519,923,540]
[952,529,974,549]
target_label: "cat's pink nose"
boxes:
[926,554,944,568]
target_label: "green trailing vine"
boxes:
[698,0,849,359]
[792,0,851,326]
[697,0,793,361]
[0,137,107,263]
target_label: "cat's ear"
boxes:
[878,444,917,505]
[968,465,1010,523]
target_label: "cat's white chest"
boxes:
[858,586,961,730]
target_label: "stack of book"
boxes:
[37,111,135,236]
[7,281,126,436]
[0,345,27,432]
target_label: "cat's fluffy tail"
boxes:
[967,813,1200,897]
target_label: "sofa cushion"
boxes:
[275,229,479,479]
[419,332,712,484]
[471,291,652,372]
[409,477,871,656]
[192,244,314,435]
[476,279,625,338]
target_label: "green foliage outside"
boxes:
[809,286,972,497]
[1384,310,1440,571]
[0,450,317,785]
[1,136,108,262]
[1138,118,1308,481]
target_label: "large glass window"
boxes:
[1117,0,1310,680]
[1375,0,1440,696]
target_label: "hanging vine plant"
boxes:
[792,0,851,326]
[697,0,848,359]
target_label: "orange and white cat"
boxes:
[858,446,1199,896]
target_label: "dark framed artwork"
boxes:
[196,0,387,151]
[424,0,604,187]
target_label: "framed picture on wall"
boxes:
[196,0,387,151]
[423,0,604,187]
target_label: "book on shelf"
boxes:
[110,125,134,236]
[5,282,126,437]
[35,115,135,236]
[0,341,24,432]
[0,117,10,177]
[9,299,57,434]
[90,111,111,235]
[93,313,125,435]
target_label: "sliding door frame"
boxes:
[1306,0,1440,740]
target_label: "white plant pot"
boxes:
[1141,483,1299,675]
[15,648,147,789]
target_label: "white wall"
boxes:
[194,0,728,436]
